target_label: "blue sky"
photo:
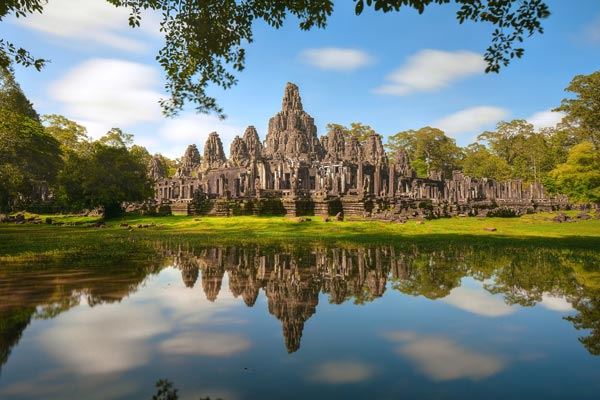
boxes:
[5,0,600,158]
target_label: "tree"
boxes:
[0,66,38,120]
[42,114,91,154]
[326,122,376,142]
[477,120,554,183]
[97,127,134,148]
[386,127,463,178]
[2,0,550,117]
[547,141,600,204]
[56,138,154,217]
[462,143,511,181]
[0,109,62,211]
[554,70,600,147]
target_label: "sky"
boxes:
[4,0,600,159]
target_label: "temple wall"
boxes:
[148,82,569,218]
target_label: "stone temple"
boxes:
[151,83,564,219]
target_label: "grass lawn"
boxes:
[1,211,599,261]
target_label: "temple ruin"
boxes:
[151,83,564,219]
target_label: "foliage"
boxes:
[326,122,376,142]
[386,127,463,178]
[97,127,134,148]
[462,144,511,181]
[547,141,600,204]
[55,132,153,217]
[478,120,556,182]
[0,66,38,120]
[2,1,549,117]
[42,114,90,154]
[0,108,61,212]
[554,70,600,147]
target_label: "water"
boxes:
[1,241,599,399]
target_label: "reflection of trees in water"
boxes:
[161,241,600,356]
[1,240,599,375]
[0,258,163,375]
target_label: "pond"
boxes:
[1,240,599,399]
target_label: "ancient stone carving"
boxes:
[229,136,250,167]
[243,125,263,160]
[152,82,566,218]
[148,155,166,180]
[264,82,323,161]
[201,132,226,171]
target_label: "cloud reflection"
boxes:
[309,361,375,384]
[442,285,515,317]
[160,332,250,357]
[39,303,170,374]
[384,330,506,381]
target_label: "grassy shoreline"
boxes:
[1,211,599,262]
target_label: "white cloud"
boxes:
[301,48,373,71]
[15,0,160,52]
[375,49,486,95]
[309,361,375,384]
[398,337,505,381]
[49,58,242,157]
[156,114,243,159]
[39,303,171,375]
[383,331,506,381]
[434,106,509,136]
[160,332,250,357]
[441,285,516,317]
[540,294,573,312]
[526,110,565,130]
[49,58,163,138]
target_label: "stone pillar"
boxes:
[357,163,363,192]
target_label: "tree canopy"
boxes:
[386,127,463,178]
[554,70,600,147]
[2,0,550,117]
[548,141,600,204]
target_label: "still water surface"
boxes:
[1,241,599,399]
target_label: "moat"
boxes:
[1,239,599,399]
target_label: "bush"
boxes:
[487,207,518,218]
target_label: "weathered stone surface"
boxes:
[201,132,226,171]
[323,126,346,162]
[242,126,263,159]
[362,133,387,165]
[229,136,250,167]
[264,82,323,160]
[151,82,567,218]
[148,155,166,180]
[344,134,362,162]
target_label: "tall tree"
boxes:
[386,127,463,178]
[0,67,38,120]
[0,109,61,211]
[42,114,91,154]
[0,69,61,211]
[477,120,555,183]
[547,141,600,204]
[554,70,600,147]
[56,131,153,217]
[462,143,511,181]
[326,122,376,142]
[2,0,550,117]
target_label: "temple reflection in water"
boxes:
[160,243,599,354]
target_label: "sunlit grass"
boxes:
[1,211,598,263]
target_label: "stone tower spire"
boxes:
[201,132,226,171]
[242,125,263,159]
[281,82,303,111]
[264,82,323,161]
[229,135,250,167]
